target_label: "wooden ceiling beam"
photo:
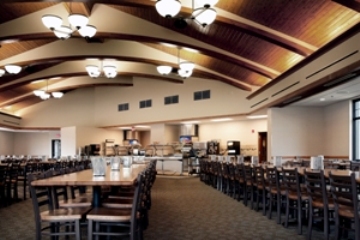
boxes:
[0,33,277,79]
[332,0,360,12]
[0,0,315,56]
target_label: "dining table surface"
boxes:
[31,163,148,187]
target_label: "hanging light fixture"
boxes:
[156,47,195,79]
[154,0,218,27]
[4,65,22,74]
[41,3,97,40]
[86,62,118,79]
[33,80,63,100]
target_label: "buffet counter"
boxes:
[145,156,183,175]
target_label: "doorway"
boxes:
[258,132,267,163]
[51,139,61,158]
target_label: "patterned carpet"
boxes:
[0,176,348,239]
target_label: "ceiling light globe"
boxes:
[53,25,73,40]
[41,14,63,30]
[40,93,50,100]
[68,14,89,30]
[155,0,182,18]
[103,66,117,78]
[157,66,172,75]
[178,69,192,78]
[193,7,217,27]
[0,69,5,77]
[179,61,195,72]
[5,65,22,74]
[33,90,45,97]
[78,25,97,38]
[52,92,64,98]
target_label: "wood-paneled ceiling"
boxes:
[0,0,359,113]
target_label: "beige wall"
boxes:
[61,126,76,156]
[199,119,267,155]
[0,130,14,155]
[17,77,250,128]
[323,101,350,157]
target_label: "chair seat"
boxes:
[59,198,92,208]
[108,192,134,200]
[102,198,133,209]
[312,198,335,209]
[87,207,132,222]
[41,207,89,221]
[338,205,357,218]
[288,191,309,200]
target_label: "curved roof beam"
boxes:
[1,0,317,56]
[0,40,252,91]
[0,3,279,79]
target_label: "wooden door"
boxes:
[258,132,267,163]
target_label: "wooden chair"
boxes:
[329,172,360,240]
[243,164,254,208]
[282,167,309,235]
[6,162,20,204]
[304,169,334,240]
[28,173,87,240]
[253,165,267,215]
[234,163,245,202]
[86,174,145,240]
[265,166,283,223]
[0,164,8,206]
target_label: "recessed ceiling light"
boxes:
[183,47,199,53]
[211,118,232,122]
[320,98,326,101]
[31,80,44,84]
[161,42,177,48]
[50,77,61,80]
[134,125,150,128]
[181,121,200,124]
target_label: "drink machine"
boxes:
[227,141,240,155]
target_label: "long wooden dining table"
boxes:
[31,163,148,207]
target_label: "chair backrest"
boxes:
[131,174,145,238]
[28,173,54,231]
[7,162,20,182]
[235,163,245,182]
[0,164,8,185]
[265,166,277,191]
[282,168,301,196]
[228,163,236,180]
[253,165,265,187]
[243,164,253,185]
[304,170,329,208]
[329,172,359,225]
[222,162,230,179]
[350,161,360,171]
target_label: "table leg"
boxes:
[92,186,102,207]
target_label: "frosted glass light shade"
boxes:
[0,69,5,77]
[5,65,22,74]
[103,66,117,78]
[42,14,62,30]
[53,25,72,39]
[155,0,182,18]
[78,25,97,38]
[193,7,217,27]
[52,92,64,98]
[40,93,50,100]
[33,90,45,97]
[68,14,89,29]
[86,65,101,78]
[157,65,172,75]
[179,61,195,72]
[178,69,192,78]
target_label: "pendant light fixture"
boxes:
[33,80,63,100]
[0,65,22,76]
[86,61,118,79]
[41,3,97,40]
[154,0,218,27]
[157,47,195,79]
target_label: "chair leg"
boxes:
[268,194,273,219]
[243,185,248,206]
[262,190,266,216]
[323,208,329,240]
[276,194,281,224]
[297,199,302,235]
[285,198,290,228]
[75,220,81,240]
[88,220,93,240]
[307,205,313,240]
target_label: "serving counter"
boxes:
[145,156,184,175]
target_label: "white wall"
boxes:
[269,107,325,157]
[199,119,267,155]
[17,77,251,128]
[13,131,60,157]
[0,130,14,155]
[61,126,76,156]
[323,101,350,157]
